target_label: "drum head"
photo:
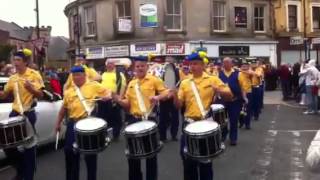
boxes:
[0,116,25,125]
[210,104,225,111]
[185,120,219,134]
[125,120,156,134]
[75,117,107,131]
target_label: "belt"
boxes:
[253,86,260,88]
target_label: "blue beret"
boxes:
[75,53,86,59]
[70,66,85,73]
[132,55,148,62]
[186,52,202,62]
[14,51,26,60]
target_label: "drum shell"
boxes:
[124,124,161,158]
[0,117,30,148]
[183,122,222,159]
[75,123,108,153]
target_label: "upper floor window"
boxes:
[234,7,247,28]
[288,5,298,31]
[254,5,265,32]
[116,0,132,32]
[212,1,226,31]
[84,6,96,36]
[165,0,182,31]
[312,6,320,31]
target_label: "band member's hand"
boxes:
[212,85,219,92]
[24,80,34,91]
[112,93,121,103]
[0,91,4,97]
[168,89,177,99]
[54,122,61,134]
[243,97,249,104]
[101,95,112,101]
[150,96,160,105]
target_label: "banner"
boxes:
[140,3,158,27]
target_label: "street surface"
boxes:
[1,91,320,180]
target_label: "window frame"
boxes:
[310,3,320,32]
[115,0,133,33]
[83,5,96,37]
[286,1,301,32]
[253,5,266,33]
[165,0,183,32]
[211,0,227,32]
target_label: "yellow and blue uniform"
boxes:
[2,66,44,180]
[239,71,253,129]
[63,79,110,180]
[252,67,264,120]
[97,70,126,138]
[64,64,99,90]
[219,68,247,144]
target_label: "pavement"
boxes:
[1,90,320,180]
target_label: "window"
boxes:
[212,1,226,31]
[288,5,298,31]
[312,6,320,31]
[84,6,96,36]
[165,0,182,31]
[254,6,265,32]
[234,7,247,28]
[116,0,132,32]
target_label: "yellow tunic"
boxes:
[125,74,168,116]
[63,81,110,120]
[64,65,99,90]
[178,73,230,120]
[4,68,44,113]
[101,70,126,93]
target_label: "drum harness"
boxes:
[134,81,155,121]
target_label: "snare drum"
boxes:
[124,120,162,159]
[74,117,109,154]
[0,116,33,149]
[183,120,222,159]
[210,104,228,127]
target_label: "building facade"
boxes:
[274,0,320,65]
[65,0,277,67]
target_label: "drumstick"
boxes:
[55,131,60,150]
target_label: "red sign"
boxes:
[166,43,185,55]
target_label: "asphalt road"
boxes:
[1,92,320,180]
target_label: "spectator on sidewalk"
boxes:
[278,63,291,100]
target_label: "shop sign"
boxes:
[166,43,185,55]
[219,46,249,56]
[290,36,303,45]
[105,45,129,57]
[130,43,162,56]
[86,47,104,59]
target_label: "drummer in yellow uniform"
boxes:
[113,55,171,180]
[238,59,254,129]
[55,66,111,180]
[64,53,101,90]
[179,60,191,80]
[172,51,233,180]
[0,49,44,180]
[251,59,264,121]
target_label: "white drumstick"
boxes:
[55,131,60,150]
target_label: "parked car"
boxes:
[0,76,63,160]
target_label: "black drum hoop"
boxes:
[124,127,158,137]
[125,141,163,159]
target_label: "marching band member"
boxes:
[238,59,254,129]
[257,59,265,109]
[97,58,126,141]
[0,49,44,180]
[219,57,248,145]
[55,66,111,180]
[179,61,191,80]
[172,52,233,180]
[159,56,180,141]
[113,55,171,180]
[251,59,264,120]
[64,53,101,90]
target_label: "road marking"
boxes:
[268,130,318,133]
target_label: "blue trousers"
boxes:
[127,115,158,180]
[159,98,179,140]
[244,93,253,128]
[4,110,37,180]
[252,87,261,120]
[225,100,242,143]
[180,122,214,180]
[260,82,264,109]
[96,101,122,138]
[64,121,97,180]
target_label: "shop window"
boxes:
[165,0,182,31]
[116,0,132,32]
[212,1,226,31]
[84,6,96,36]
[288,5,298,31]
[254,5,265,32]
[312,6,320,31]
[234,7,247,28]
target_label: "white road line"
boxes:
[268,130,319,133]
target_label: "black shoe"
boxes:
[245,126,251,130]
[230,141,237,146]
[171,137,178,141]
[11,175,22,180]
[239,123,244,128]
[254,117,259,121]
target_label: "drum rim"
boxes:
[0,136,33,149]
[75,124,107,133]
[124,121,157,135]
[125,141,163,159]
[124,128,158,137]
[0,116,26,126]
[183,120,220,135]
[74,117,107,132]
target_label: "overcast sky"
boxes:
[0,0,73,37]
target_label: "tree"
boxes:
[0,44,14,63]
